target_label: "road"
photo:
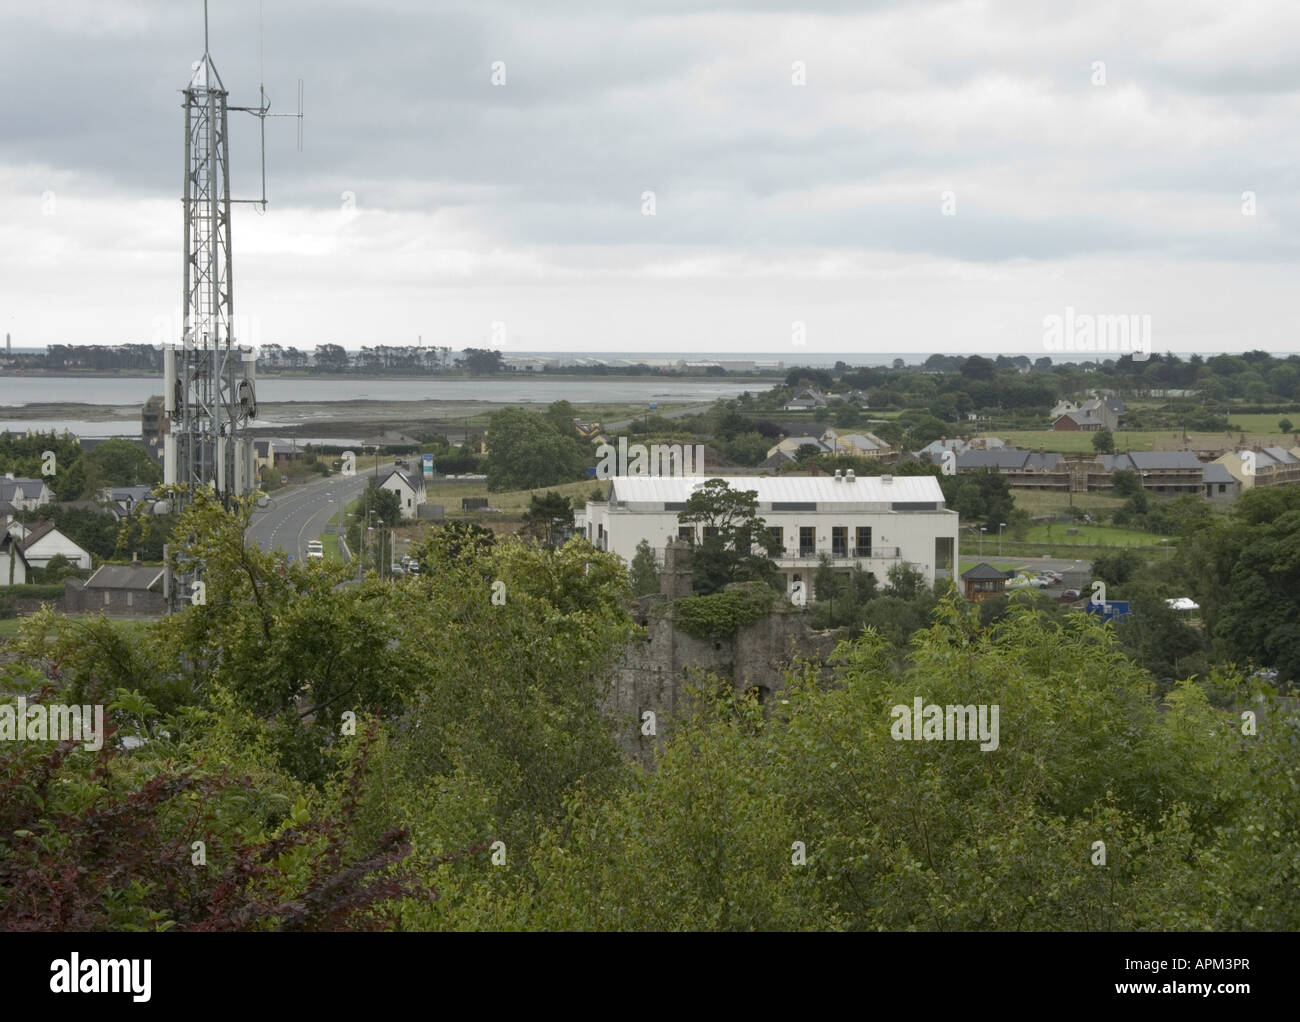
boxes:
[246,463,395,562]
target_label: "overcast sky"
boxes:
[1,0,1298,356]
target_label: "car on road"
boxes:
[1060,588,1082,601]
[307,540,324,560]
[1011,573,1049,589]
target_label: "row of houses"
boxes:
[763,428,898,468]
[782,388,871,412]
[933,444,1300,501]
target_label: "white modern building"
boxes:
[576,473,959,592]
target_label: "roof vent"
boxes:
[846,469,856,482]
[882,474,893,484]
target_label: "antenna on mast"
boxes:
[165,0,302,612]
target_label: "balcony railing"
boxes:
[782,547,902,561]
[627,545,905,566]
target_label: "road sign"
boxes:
[423,453,434,477]
[280,474,288,484]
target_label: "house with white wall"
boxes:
[0,475,53,512]
[378,469,427,520]
[13,520,93,571]
[575,473,959,593]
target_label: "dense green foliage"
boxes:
[1,431,159,501]
[482,406,588,491]
[677,478,781,594]
[671,583,779,640]
[3,481,1299,931]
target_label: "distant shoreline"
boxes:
[0,369,785,383]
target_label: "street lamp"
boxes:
[979,526,987,557]
[998,521,1007,557]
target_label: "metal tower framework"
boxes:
[165,2,300,609]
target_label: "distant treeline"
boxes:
[9,346,1300,400]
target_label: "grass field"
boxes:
[0,615,158,640]
[1220,413,1300,435]
[979,429,1155,453]
[427,477,603,516]
[320,533,342,562]
[1010,489,1128,516]
[1022,523,1165,546]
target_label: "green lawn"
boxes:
[318,533,342,562]
[979,429,1155,453]
[427,477,604,516]
[1011,489,1128,516]
[1022,523,1167,547]
[0,615,158,640]
[1220,413,1300,436]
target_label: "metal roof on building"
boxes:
[1100,451,1204,471]
[607,474,946,506]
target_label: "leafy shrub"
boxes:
[672,583,778,640]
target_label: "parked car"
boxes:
[306,540,324,560]
[1060,589,1081,601]
[390,562,406,576]
[1017,573,1049,588]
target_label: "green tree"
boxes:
[523,491,573,548]
[1279,418,1293,434]
[459,347,504,375]
[84,438,162,489]
[482,408,586,492]
[1092,428,1115,454]
[677,479,780,595]
[1111,468,1141,497]
[628,538,660,597]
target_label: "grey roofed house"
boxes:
[0,476,53,509]
[1202,462,1236,484]
[917,437,1007,460]
[783,388,829,410]
[105,485,154,515]
[957,447,1063,471]
[1259,446,1300,466]
[83,564,165,591]
[379,468,426,492]
[1098,451,1204,472]
[786,436,830,452]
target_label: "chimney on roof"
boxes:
[846,469,856,482]
[834,469,842,482]
[882,474,893,484]
[131,550,141,566]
